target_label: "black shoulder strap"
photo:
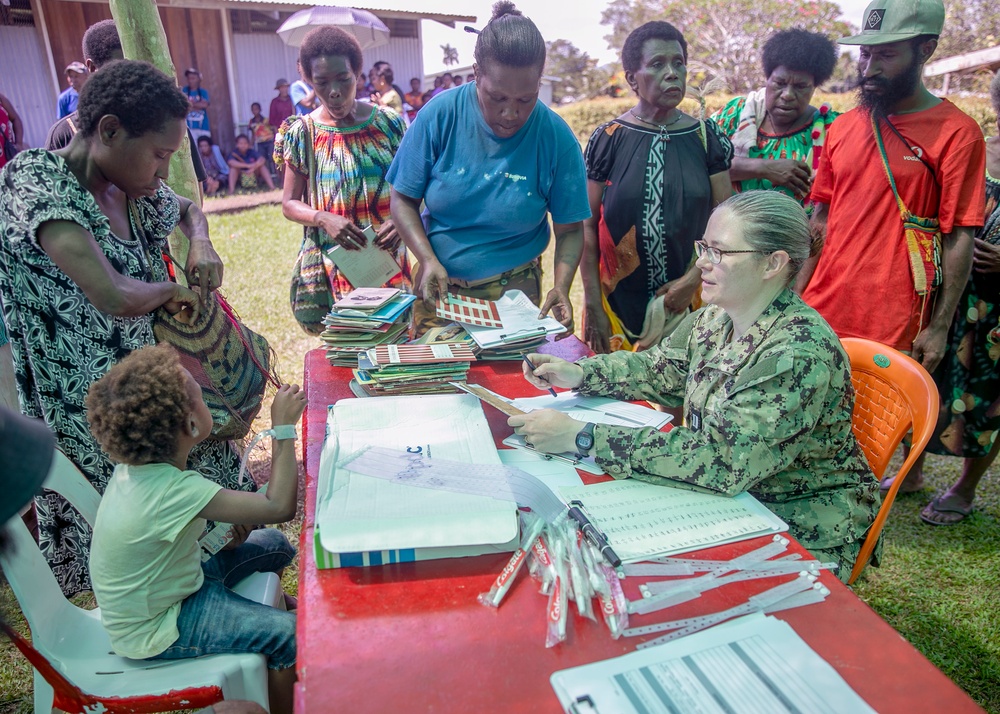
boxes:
[879,116,935,175]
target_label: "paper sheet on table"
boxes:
[463,290,566,348]
[498,448,583,500]
[560,480,787,562]
[324,228,402,288]
[511,392,673,430]
[316,394,518,552]
[550,614,876,714]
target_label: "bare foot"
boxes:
[283,592,298,611]
[920,492,974,525]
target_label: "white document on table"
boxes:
[316,394,518,552]
[511,392,673,430]
[498,448,583,501]
[550,614,877,714]
[323,227,401,288]
[463,290,566,348]
[559,480,787,562]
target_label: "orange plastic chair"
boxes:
[841,338,939,584]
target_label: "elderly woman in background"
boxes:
[0,60,248,596]
[511,191,880,579]
[276,26,409,334]
[388,1,590,335]
[581,21,733,354]
[712,29,838,203]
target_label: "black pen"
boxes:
[568,500,621,567]
[521,353,557,397]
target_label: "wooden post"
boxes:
[108,0,200,279]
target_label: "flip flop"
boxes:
[879,475,924,496]
[919,494,973,526]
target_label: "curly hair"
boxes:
[761,29,837,85]
[82,19,122,69]
[86,345,195,465]
[299,26,364,78]
[76,60,188,139]
[622,21,687,73]
[473,1,546,70]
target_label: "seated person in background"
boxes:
[197,135,228,196]
[248,101,276,174]
[228,133,275,193]
[403,77,424,122]
[509,190,881,581]
[86,345,306,714]
[371,63,403,115]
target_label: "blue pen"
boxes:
[522,353,557,397]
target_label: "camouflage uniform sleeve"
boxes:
[576,311,697,407]
[592,346,832,496]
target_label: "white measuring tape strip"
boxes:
[636,535,791,574]
[631,574,822,648]
[637,556,834,598]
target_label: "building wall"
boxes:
[0,25,57,147]
[35,0,236,149]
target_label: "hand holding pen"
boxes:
[519,353,584,392]
[522,354,557,397]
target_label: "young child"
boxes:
[86,345,306,714]
[248,101,275,174]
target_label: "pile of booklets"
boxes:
[321,288,416,367]
[434,290,566,360]
[353,342,477,396]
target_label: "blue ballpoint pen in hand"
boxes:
[522,353,557,398]
[568,500,621,568]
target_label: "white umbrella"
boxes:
[277,6,391,50]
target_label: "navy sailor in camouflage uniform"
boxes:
[510,191,881,581]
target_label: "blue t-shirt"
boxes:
[182,87,210,132]
[386,82,590,282]
[290,80,312,115]
[228,147,260,164]
[57,88,78,119]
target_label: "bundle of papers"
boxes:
[353,342,477,396]
[321,290,416,367]
[435,290,565,360]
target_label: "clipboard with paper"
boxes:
[314,394,520,568]
[443,290,567,349]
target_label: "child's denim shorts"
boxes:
[148,527,297,670]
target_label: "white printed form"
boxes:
[560,481,786,562]
[550,615,876,714]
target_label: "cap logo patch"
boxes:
[866,9,885,29]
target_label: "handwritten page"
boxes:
[551,614,876,714]
[560,480,786,562]
[324,228,402,288]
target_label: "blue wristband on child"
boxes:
[236,425,298,485]
[269,424,297,440]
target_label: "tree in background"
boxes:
[600,0,852,94]
[928,0,1000,93]
[545,39,612,104]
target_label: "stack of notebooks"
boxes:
[434,290,565,360]
[321,288,416,367]
[353,342,477,396]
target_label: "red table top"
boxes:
[295,346,982,714]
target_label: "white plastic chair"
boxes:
[0,451,274,713]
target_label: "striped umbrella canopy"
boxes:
[277,6,390,49]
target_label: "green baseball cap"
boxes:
[840,0,945,45]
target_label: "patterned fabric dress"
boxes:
[583,120,733,341]
[0,150,248,596]
[274,106,411,302]
[712,96,837,203]
[927,169,1000,458]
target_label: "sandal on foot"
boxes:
[879,475,924,496]
[919,494,973,526]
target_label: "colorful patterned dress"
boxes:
[0,150,249,596]
[274,106,410,320]
[712,95,837,203]
[927,168,1000,458]
[583,120,733,341]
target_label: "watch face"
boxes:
[576,430,594,451]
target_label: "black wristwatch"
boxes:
[575,422,596,457]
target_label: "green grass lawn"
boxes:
[2,203,999,712]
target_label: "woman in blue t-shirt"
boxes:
[387,1,591,335]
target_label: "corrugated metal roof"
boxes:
[154,0,475,26]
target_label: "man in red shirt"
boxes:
[800,0,985,368]
[269,79,294,131]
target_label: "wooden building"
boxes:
[0,0,473,150]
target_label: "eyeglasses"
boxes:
[694,240,770,265]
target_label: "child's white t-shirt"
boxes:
[89,462,222,659]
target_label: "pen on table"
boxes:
[521,353,557,397]
[568,500,621,568]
